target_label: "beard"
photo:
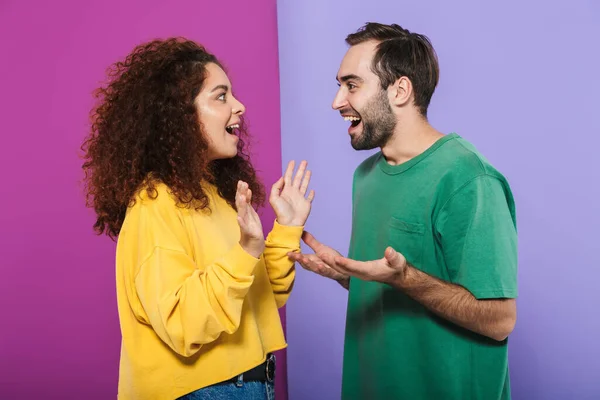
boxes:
[350,90,396,151]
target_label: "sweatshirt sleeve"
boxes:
[134,244,260,357]
[262,220,303,308]
[125,191,260,357]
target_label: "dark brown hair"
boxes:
[81,37,264,239]
[346,22,439,116]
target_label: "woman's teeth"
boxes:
[226,124,240,134]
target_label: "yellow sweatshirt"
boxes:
[115,182,301,399]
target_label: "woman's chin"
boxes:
[209,148,238,161]
[224,148,239,159]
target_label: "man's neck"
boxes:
[380,117,444,166]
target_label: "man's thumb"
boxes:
[384,247,399,264]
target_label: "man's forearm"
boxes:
[391,265,516,341]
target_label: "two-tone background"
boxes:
[1,0,598,398]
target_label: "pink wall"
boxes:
[0,1,287,398]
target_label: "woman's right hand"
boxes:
[236,180,265,258]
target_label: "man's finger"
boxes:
[307,258,343,280]
[384,247,398,263]
[301,231,321,251]
[296,256,313,271]
[320,252,335,267]
[305,257,330,275]
[288,252,316,268]
[332,256,366,276]
[384,247,407,270]
[289,252,347,281]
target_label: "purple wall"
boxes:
[278,1,600,399]
[0,1,287,398]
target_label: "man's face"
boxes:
[333,41,396,150]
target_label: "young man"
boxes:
[288,23,518,399]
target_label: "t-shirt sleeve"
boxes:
[434,174,518,299]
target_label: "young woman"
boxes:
[81,37,313,400]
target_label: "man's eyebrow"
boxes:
[336,74,363,83]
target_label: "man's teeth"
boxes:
[343,116,361,122]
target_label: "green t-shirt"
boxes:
[342,133,518,400]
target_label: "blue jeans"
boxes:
[178,376,275,400]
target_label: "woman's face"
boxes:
[194,63,246,160]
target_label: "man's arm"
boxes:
[393,260,516,341]
[331,247,516,342]
[290,231,515,340]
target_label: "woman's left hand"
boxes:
[269,160,315,226]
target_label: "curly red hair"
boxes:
[81,37,265,239]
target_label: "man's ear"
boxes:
[389,76,412,107]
